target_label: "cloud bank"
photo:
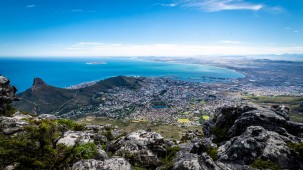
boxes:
[48,43,303,57]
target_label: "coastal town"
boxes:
[61,72,303,126]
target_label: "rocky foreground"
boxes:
[1,76,303,170]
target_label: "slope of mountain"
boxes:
[13,76,142,115]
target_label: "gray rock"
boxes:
[270,105,290,120]
[57,130,94,146]
[0,76,18,115]
[38,114,57,120]
[95,146,108,161]
[72,157,132,170]
[218,126,303,169]
[0,115,29,135]
[190,138,216,155]
[173,152,202,170]
[229,109,287,137]
[203,105,256,138]
[107,130,165,168]
[199,153,221,170]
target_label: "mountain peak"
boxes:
[32,78,47,91]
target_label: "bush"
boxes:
[56,119,85,131]
[211,126,229,144]
[101,130,114,141]
[159,146,181,169]
[206,147,219,161]
[251,159,281,170]
[287,142,303,160]
[165,146,181,161]
[0,119,91,169]
[71,143,98,160]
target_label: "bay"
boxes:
[0,57,244,92]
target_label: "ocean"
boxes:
[0,57,244,92]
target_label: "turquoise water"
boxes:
[0,57,244,92]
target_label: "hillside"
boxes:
[2,75,303,170]
[13,76,142,115]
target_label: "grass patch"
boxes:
[244,95,303,104]
[202,115,210,120]
[77,117,187,140]
[251,159,281,170]
[178,118,190,123]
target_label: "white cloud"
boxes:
[179,0,263,12]
[53,42,303,57]
[72,9,84,12]
[219,40,242,44]
[159,3,177,7]
[26,4,36,8]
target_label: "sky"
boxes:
[0,0,302,57]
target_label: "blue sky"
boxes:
[0,0,302,56]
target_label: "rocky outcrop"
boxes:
[0,75,18,115]
[57,130,95,146]
[0,112,32,135]
[107,130,166,168]
[198,105,303,170]
[204,105,303,141]
[203,105,256,138]
[172,152,222,170]
[218,126,303,169]
[38,114,57,120]
[72,157,132,170]
[172,152,201,170]
[270,105,290,120]
[31,78,48,91]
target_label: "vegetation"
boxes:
[56,118,85,131]
[159,146,181,170]
[251,159,281,170]
[287,142,303,160]
[206,147,219,161]
[211,126,229,144]
[0,118,97,169]
[77,117,190,140]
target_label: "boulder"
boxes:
[270,105,290,120]
[57,130,94,146]
[107,130,165,168]
[72,157,132,170]
[0,115,29,135]
[190,138,217,155]
[0,75,18,115]
[38,114,57,120]
[218,126,303,169]
[203,105,256,138]
[172,152,201,170]
[95,146,108,161]
[228,110,287,137]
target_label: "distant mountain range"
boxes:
[13,76,141,115]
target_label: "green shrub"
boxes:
[251,159,281,170]
[0,119,92,169]
[101,130,114,141]
[71,143,98,160]
[56,119,85,131]
[287,142,303,160]
[206,147,219,161]
[165,146,181,161]
[211,126,229,144]
[158,146,180,169]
